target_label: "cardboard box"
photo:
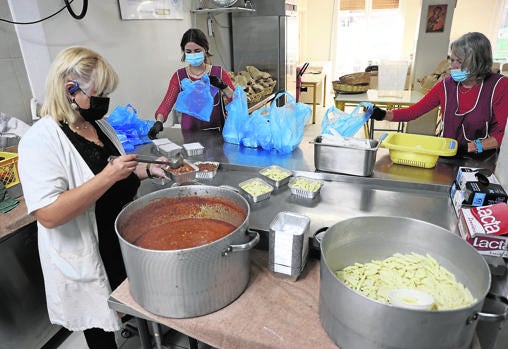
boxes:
[457,203,508,257]
[450,167,507,216]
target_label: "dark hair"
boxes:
[450,32,493,80]
[180,28,212,63]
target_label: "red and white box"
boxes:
[457,202,508,257]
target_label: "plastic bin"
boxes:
[0,152,20,189]
[380,132,457,168]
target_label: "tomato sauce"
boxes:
[134,218,236,250]
[120,196,246,250]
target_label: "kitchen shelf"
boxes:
[191,7,255,14]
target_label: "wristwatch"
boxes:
[146,163,154,178]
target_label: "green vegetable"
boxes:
[289,177,321,192]
[261,166,291,181]
[240,179,272,196]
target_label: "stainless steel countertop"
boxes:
[132,128,507,348]
[136,127,499,235]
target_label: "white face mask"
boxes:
[185,52,205,67]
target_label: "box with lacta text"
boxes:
[457,202,508,258]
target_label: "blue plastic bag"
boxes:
[174,74,216,122]
[106,104,153,151]
[321,102,374,137]
[223,86,249,144]
[269,91,312,153]
[241,107,273,149]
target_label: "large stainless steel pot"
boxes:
[115,185,259,318]
[319,216,507,349]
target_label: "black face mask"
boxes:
[75,96,110,122]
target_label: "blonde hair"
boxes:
[40,46,119,124]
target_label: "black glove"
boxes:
[148,121,164,140]
[209,75,228,90]
[370,107,386,121]
[455,143,469,157]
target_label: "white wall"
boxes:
[9,0,195,120]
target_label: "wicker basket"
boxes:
[338,72,371,85]
[332,81,369,94]
[247,82,276,107]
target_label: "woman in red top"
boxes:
[371,32,508,159]
[148,28,234,138]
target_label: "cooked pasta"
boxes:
[335,252,475,310]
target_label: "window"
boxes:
[494,1,508,62]
[335,0,403,77]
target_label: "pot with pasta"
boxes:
[318,216,507,349]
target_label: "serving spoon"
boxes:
[108,152,184,169]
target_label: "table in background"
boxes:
[301,72,327,124]
[334,89,425,138]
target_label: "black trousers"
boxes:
[83,327,117,349]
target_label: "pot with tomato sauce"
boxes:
[115,185,258,318]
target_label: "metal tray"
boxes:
[158,142,183,157]
[311,135,379,177]
[194,161,220,179]
[259,165,292,189]
[288,176,323,199]
[165,160,198,184]
[269,211,310,275]
[238,177,274,203]
[183,142,205,156]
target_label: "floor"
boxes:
[56,91,392,349]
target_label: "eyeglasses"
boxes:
[447,55,463,66]
[78,87,108,98]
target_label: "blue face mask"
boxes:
[185,52,205,67]
[450,69,470,82]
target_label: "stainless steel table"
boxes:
[109,127,506,349]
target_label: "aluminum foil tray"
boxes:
[158,142,183,157]
[259,165,292,189]
[166,160,198,184]
[183,142,205,156]
[194,161,220,179]
[238,177,274,203]
[288,176,323,199]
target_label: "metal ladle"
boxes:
[108,152,184,170]
[166,151,184,169]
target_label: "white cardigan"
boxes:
[18,116,125,331]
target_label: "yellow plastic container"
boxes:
[380,132,457,168]
[0,151,20,188]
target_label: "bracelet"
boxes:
[146,163,153,178]
[475,139,483,153]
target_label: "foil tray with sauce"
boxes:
[165,160,198,184]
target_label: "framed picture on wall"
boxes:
[118,0,183,20]
[426,4,447,33]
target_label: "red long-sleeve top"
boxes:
[392,76,508,146]
[155,66,234,122]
